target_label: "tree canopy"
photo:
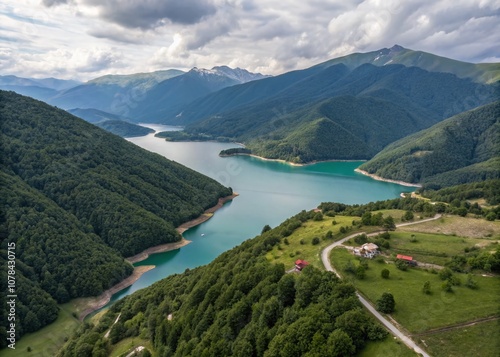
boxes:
[0,90,231,341]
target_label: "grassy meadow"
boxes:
[5,303,80,357]
[265,210,500,356]
[421,319,500,357]
[330,248,500,333]
[379,231,498,266]
[264,214,379,269]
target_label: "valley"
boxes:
[1,43,499,357]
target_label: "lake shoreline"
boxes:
[354,168,422,188]
[79,265,155,321]
[126,239,192,264]
[79,193,238,319]
[219,152,365,167]
[126,193,239,264]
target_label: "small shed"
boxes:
[295,259,309,271]
[397,254,417,266]
[396,254,413,261]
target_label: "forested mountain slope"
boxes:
[315,45,500,84]
[93,120,155,137]
[175,64,497,163]
[157,45,499,127]
[129,67,268,122]
[59,209,389,357]
[161,65,331,125]
[359,101,500,188]
[67,108,129,123]
[68,108,154,137]
[0,90,232,342]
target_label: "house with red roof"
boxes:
[295,259,309,271]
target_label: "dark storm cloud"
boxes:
[84,0,218,29]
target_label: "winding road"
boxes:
[321,215,442,357]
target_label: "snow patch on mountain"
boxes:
[189,66,270,84]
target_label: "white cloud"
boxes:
[0,0,498,80]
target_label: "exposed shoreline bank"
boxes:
[177,193,239,233]
[126,239,192,264]
[220,152,365,167]
[79,265,155,320]
[354,168,422,188]
[127,193,238,264]
[79,193,238,319]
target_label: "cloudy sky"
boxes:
[1,0,499,80]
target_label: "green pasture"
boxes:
[330,248,500,333]
[5,303,79,357]
[385,231,497,266]
[422,319,500,357]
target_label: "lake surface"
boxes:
[105,124,414,304]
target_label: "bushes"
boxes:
[354,234,368,245]
[395,259,408,271]
[376,293,395,313]
[422,281,431,294]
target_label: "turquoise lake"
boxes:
[105,124,415,304]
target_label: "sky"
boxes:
[1,0,499,81]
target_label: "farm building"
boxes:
[396,254,417,266]
[354,243,379,259]
[295,259,310,271]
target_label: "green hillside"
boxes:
[68,108,128,123]
[57,195,500,357]
[94,120,155,137]
[317,45,500,84]
[58,209,390,357]
[0,90,231,341]
[242,95,426,162]
[175,64,496,163]
[359,101,500,188]
[156,46,499,128]
[68,108,155,137]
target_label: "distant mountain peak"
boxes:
[389,44,405,52]
[189,66,269,84]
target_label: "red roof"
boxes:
[295,259,310,270]
[397,254,413,261]
[295,259,309,266]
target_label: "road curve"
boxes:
[321,215,442,357]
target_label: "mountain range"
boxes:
[127,66,269,122]
[0,75,81,102]
[167,62,497,164]
[1,45,499,350]
[2,45,499,186]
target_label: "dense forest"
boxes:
[67,108,155,138]
[420,179,500,206]
[93,120,155,137]
[359,101,500,188]
[0,90,232,341]
[59,193,499,356]
[59,209,389,357]
[171,63,496,163]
